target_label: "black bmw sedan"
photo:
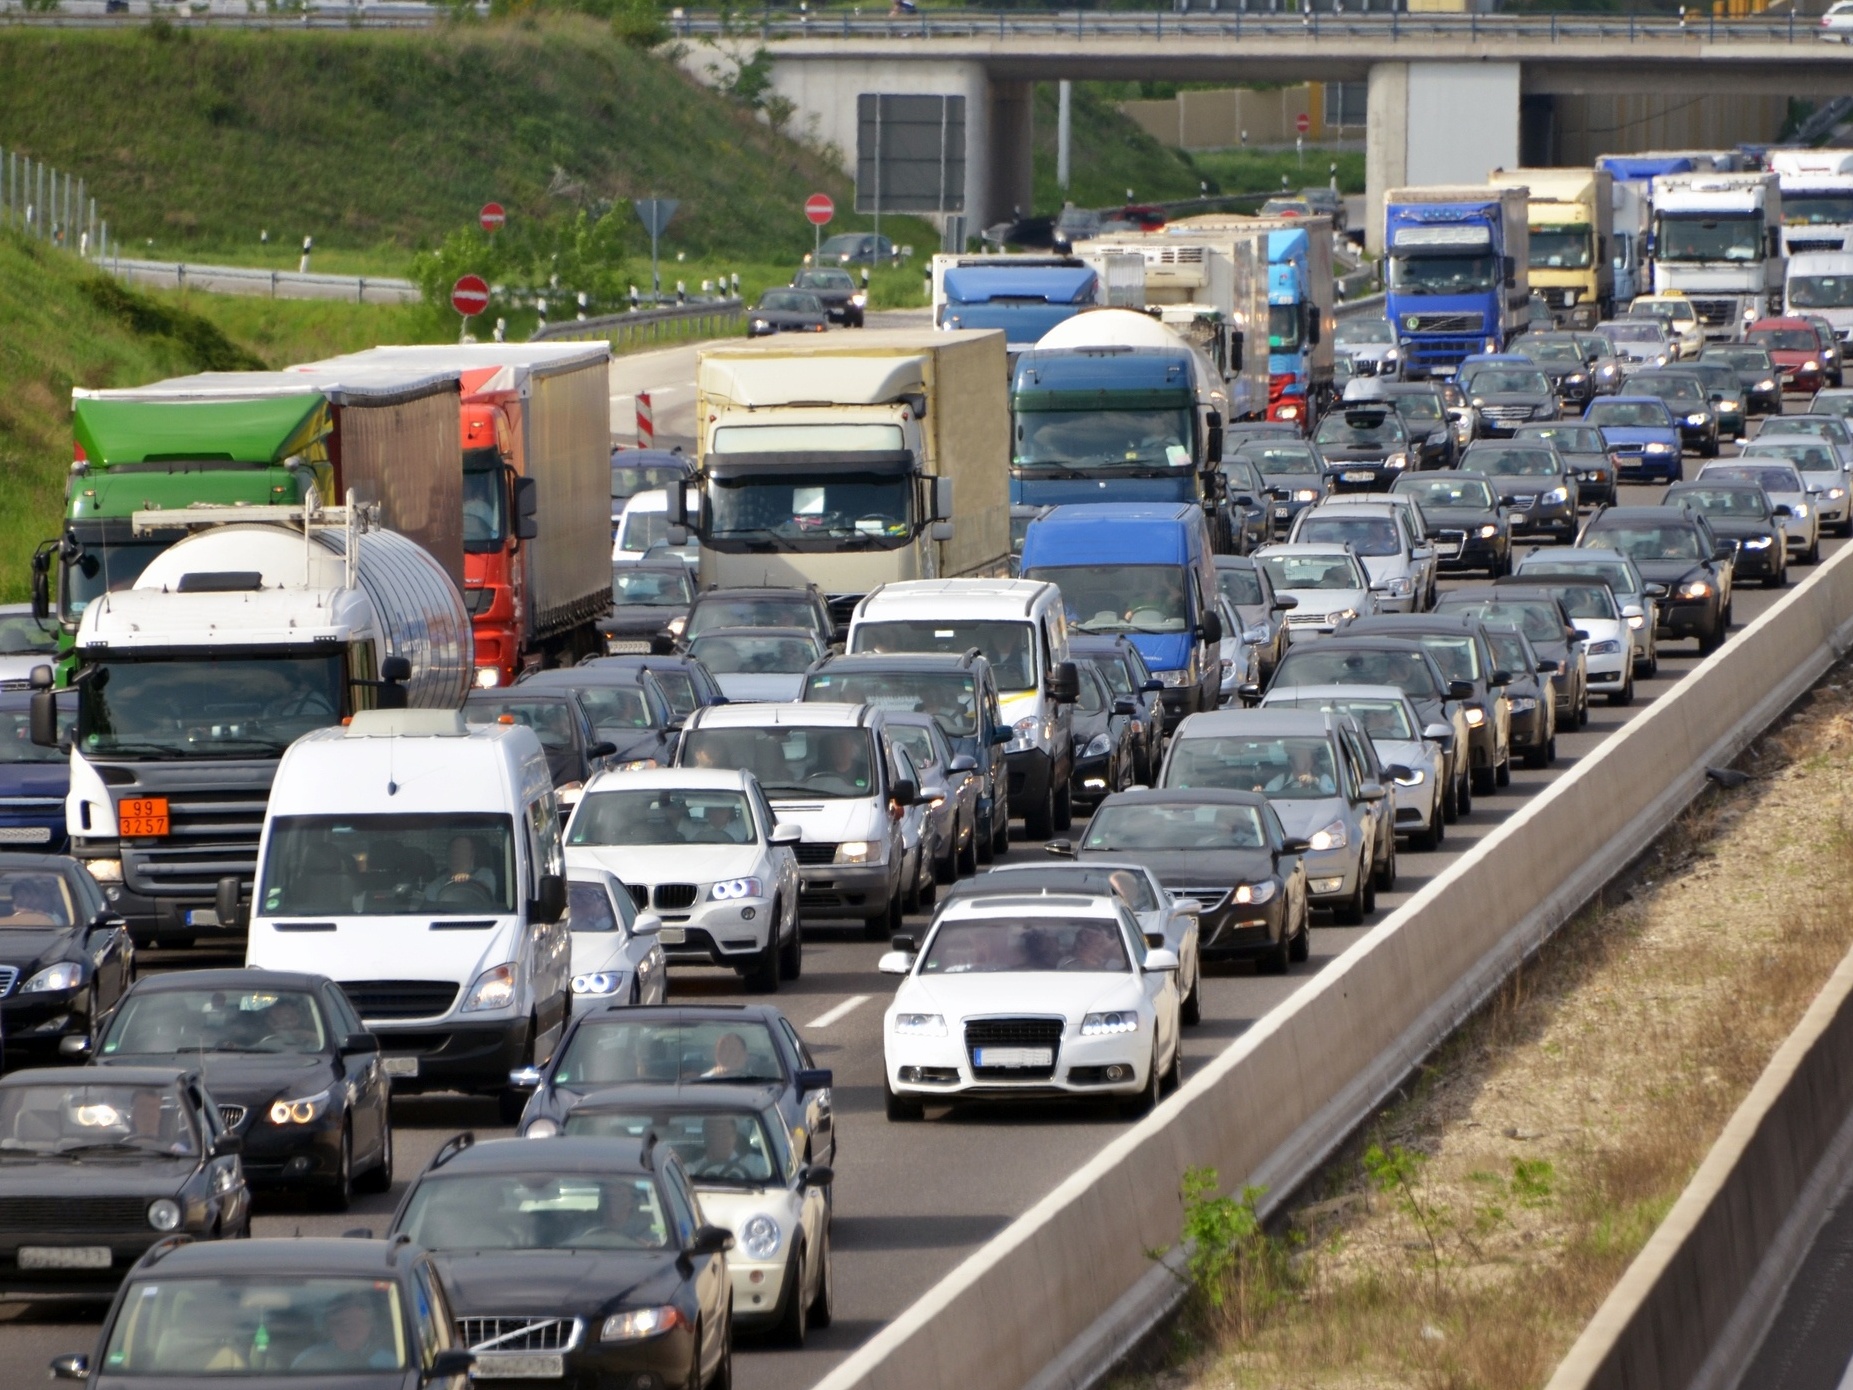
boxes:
[0,854,133,1069]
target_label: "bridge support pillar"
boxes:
[1365,60,1521,254]
[988,79,1035,231]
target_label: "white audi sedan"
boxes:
[879,891,1181,1120]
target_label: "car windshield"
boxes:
[1633,301,1697,325]
[1682,364,1741,393]
[76,654,342,760]
[0,696,72,765]
[1672,487,1770,518]
[465,696,579,750]
[1387,252,1497,294]
[1588,523,1706,561]
[687,597,818,637]
[1468,448,1560,477]
[1518,559,1637,594]
[613,462,686,502]
[102,1277,406,1376]
[1703,346,1775,370]
[688,633,818,676]
[1295,516,1402,557]
[796,270,854,291]
[567,879,635,933]
[1714,460,1812,490]
[1409,636,1478,682]
[1605,322,1667,344]
[1238,446,1321,475]
[1314,412,1406,447]
[564,684,655,731]
[553,1019,783,1086]
[1543,585,1619,620]
[1334,318,1393,346]
[1757,417,1848,444]
[759,291,819,313]
[1273,647,1440,696]
[1013,408,1195,470]
[853,620,1035,693]
[1523,340,1587,365]
[1587,401,1671,428]
[1789,275,1853,309]
[0,869,75,926]
[1439,599,1562,644]
[1164,735,1340,797]
[919,916,1131,974]
[678,726,875,800]
[634,668,697,719]
[1630,377,1705,404]
[614,568,694,608]
[1256,552,1366,592]
[1081,800,1269,852]
[1519,426,1603,453]
[259,813,517,917]
[803,670,978,737]
[1751,328,1822,353]
[1028,565,1187,635]
[1217,567,1263,606]
[619,508,673,555]
[1390,396,1445,427]
[1484,631,1534,674]
[569,789,755,847]
[0,1082,196,1156]
[1267,697,1416,740]
[1657,214,1764,262]
[399,1173,670,1251]
[565,1108,786,1187]
[1395,476,1496,509]
[1466,370,1552,396]
[101,989,326,1056]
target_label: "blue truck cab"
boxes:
[938,262,1101,354]
[1264,226,1332,428]
[1019,502,1224,724]
[1384,185,1531,380]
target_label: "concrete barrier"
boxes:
[813,540,1853,1390]
[1545,937,1853,1390]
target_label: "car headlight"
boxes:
[525,1118,561,1138]
[85,858,122,883]
[1758,379,1777,392]
[1830,488,1848,500]
[1080,1010,1140,1036]
[1384,453,1408,470]
[1508,696,1538,712]
[21,962,84,994]
[572,971,624,995]
[1157,667,1193,687]
[1679,580,1713,599]
[267,1090,331,1126]
[1233,880,1280,904]
[851,292,868,307]
[147,1199,182,1233]
[1542,487,1569,505]
[892,1013,946,1035]
[710,877,764,901]
[461,962,518,1013]
[615,758,661,772]
[739,1214,782,1261]
[1291,488,1320,503]
[1387,576,1414,595]
[1794,504,1810,518]
[1588,639,1621,656]
[1645,442,1674,455]
[1566,373,1587,385]
[1721,399,1741,411]
[1805,360,1821,372]
[835,841,876,865]
[751,318,769,331]
[1740,536,1773,550]
[1082,733,1114,758]
[1307,818,1349,851]
[1463,706,1487,727]
[602,1307,683,1342]
[1477,523,1500,539]
[1685,413,1707,426]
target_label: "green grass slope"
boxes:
[1030,81,1204,213]
[0,20,863,264]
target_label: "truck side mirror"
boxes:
[513,475,539,542]
[1228,329,1244,374]
[30,540,55,625]
[1504,255,1517,289]
[215,876,246,933]
[1049,661,1080,704]
[529,872,567,925]
[934,476,954,520]
[1204,409,1224,465]
[1199,609,1223,647]
[28,682,58,749]
[378,655,411,711]
[1307,305,1321,346]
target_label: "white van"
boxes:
[242,709,573,1121]
[847,579,1079,838]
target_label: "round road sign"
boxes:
[805,193,835,227]
[1295,112,1311,136]
[480,202,506,232]
[451,274,491,317]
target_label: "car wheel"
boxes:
[1180,961,1202,1025]
[1414,806,1443,850]
[917,861,937,911]
[1576,690,1590,729]
[1119,1044,1162,1118]
[1609,674,1634,707]
[1360,856,1378,915]
[744,932,780,994]
[1767,566,1787,589]
[1699,620,1724,655]
[1288,901,1312,962]
[1332,872,1366,927]
[707,1310,733,1390]
[1455,765,1473,817]
[1162,1038,1183,1093]
[1495,752,1510,787]
[884,1078,925,1121]
[1052,779,1074,832]
[958,819,979,875]
[778,899,803,982]
[902,867,922,916]
[355,1115,394,1195]
[1524,739,1549,770]
[863,892,902,941]
[317,1125,354,1213]
[1441,766,1460,823]
[1375,835,1397,891]
[775,1243,809,1347]
[1807,536,1822,565]
[1024,787,1055,840]
[935,825,957,885]
[1471,761,1496,797]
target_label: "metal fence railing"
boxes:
[530,298,745,350]
[0,143,109,260]
[105,256,419,303]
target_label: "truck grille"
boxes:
[1788,237,1845,255]
[338,981,460,1020]
[1403,312,1483,335]
[965,1018,1063,1080]
[793,842,838,866]
[1539,288,1574,309]
[0,1197,151,1232]
[119,785,272,897]
[459,1317,584,1353]
[1690,298,1738,328]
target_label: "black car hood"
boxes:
[1626,558,1708,586]
[431,1249,685,1316]
[1072,707,1110,743]
[1319,445,1396,464]
[1697,517,1775,541]
[99,1052,332,1106]
[602,608,681,638]
[1487,477,1563,499]
[1260,472,1322,492]
[1080,847,1279,884]
[0,1154,197,1194]
[0,927,74,970]
[1421,505,1501,528]
[752,310,825,328]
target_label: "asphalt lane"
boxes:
[0,413,1833,1390]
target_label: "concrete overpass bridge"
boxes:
[672,10,1853,243]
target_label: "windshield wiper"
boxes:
[53,1142,165,1158]
[687,1073,783,1085]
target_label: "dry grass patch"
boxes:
[1129,672,1853,1390]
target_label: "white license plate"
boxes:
[1508,512,1528,526]
[184,908,220,928]
[381,1056,420,1078]
[656,927,687,945]
[974,1046,1052,1068]
[18,1246,111,1270]
[1273,505,1291,517]
[1438,545,1462,558]
[1342,470,1375,482]
[0,827,51,844]
[472,1352,564,1378]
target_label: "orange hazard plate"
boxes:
[119,797,170,837]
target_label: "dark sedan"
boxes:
[1461,440,1579,544]
[1234,440,1330,536]
[0,855,131,1068]
[0,1066,248,1299]
[683,585,836,650]
[791,267,865,326]
[1312,406,1412,492]
[1513,422,1616,507]
[1679,359,1749,441]
[1378,383,1457,469]
[1663,482,1788,588]
[519,668,684,772]
[0,689,74,853]
[1517,334,1598,409]
[464,689,618,792]
[1069,662,1136,809]
[1481,625,1557,768]
[1219,456,1272,554]
[1460,364,1559,436]
[1578,506,1734,653]
[1434,587,1589,729]
[747,290,829,337]
[1073,636,1167,785]
[88,969,391,1209]
[1699,343,1784,417]
[612,450,693,521]
[391,1135,733,1389]
[1063,788,1311,972]
[1621,370,1720,456]
[601,561,696,655]
[583,654,730,723]
[1389,471,1511,577]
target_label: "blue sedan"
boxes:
[1585,396,1685,484]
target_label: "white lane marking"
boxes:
[806,995,870,1029]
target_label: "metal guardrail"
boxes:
[104,256,419,303]
[530,297,745,349]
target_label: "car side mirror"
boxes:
[1490,670,1511,687]
[215,876,246,933]
[49,1355,88,1382]
[1272,594,1299,610]
[1199,610,1224,647]
[947,754,977,773]
[1572,629,1591,642]
[1049,661,1080,704]
[1141,678,1166,692]
[59,1035,92,1058]
[1384,764,1414,782]
[1359,784,1386,802]
[1143,948,1180,973]
[796,1067,833,1093]
[210,1132,243,1159]
[528,873,567,925]
[509,1066,543,1089]
[800,1164,835,1187]
[890,934,916,955]
[1447,679,1475,701]
[877,950,913,975]
[769,823,802,846]
[1043,839,1075,858]
[1280,836,1312,855]
[649,632,680,656]
[1774,503,1793,517]
[342,1032,380,1055]
[1535,659,1560,673]
[890,779,919,808]
[990,725,1013,745]
[427,1348,477,1382]
[688,1224,735,1256]
[1237,682,1262,706]
[1713,541,1736,561]
[630,912,663,937]
[1421,723,1453,742]
[588,741,618,760]
[1621,603,1644,620]
[1113,696,1137,716]
[1644,582,1670,598]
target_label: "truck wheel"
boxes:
[777,900,802,981]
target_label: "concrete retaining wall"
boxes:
[814,536,1853,1390]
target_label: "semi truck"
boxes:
[930,252,1145,353]
[1383,185,1531,378]
[675,331,1011,627]
[309,344,615,688]
[30,499,471,946]
[1010,308,1235,550]
[1650,171,1785,336]
[1769,149,1853,258]
[1491,168,1615,329]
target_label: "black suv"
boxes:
[1578,505,1735,653]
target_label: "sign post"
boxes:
[633,198,679,303]
[479,202,506,234]
[451,274,490,340]
[805,192,834,261]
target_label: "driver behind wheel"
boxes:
[425,836,497,904]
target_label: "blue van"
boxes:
[1019,503,1223,725]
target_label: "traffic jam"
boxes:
[1,147,1849,1390]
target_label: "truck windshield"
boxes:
[1013,408,1194,471]
[78,653,344,759]
[1387,253,1497,294]
[259,812,516,917]
[1268,304,1302,351]
[707,473,914,551]
[1784,194,1853,226]
[462,447,508,553]
[1026,565,1189,635]
[853,620,1037,694]
[1789,275,1853,309]
[1530,228,1593,269]
[1656,215,1765,262]
[61,531,182,624]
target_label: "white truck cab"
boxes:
[244,709,572,1119]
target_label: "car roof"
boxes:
[690,701,871,729]
[521,667,652,690]
[561,1083,785,1114]
[688,626,822,643]
[579,1002,789,1024]
[127,968,333,995]
[1588,506,1702,523]
[809,650,984,672]
[691,587,819,603]
[1263,683,1414,706]
[1096,786,1272,809]
[1253,543,1362,558]
[424,1135,657,1177]
[1210,554,1259,570]
[1344,613,1486,635]
[131,1238,420,1279]
[1174,707,1339,738]
[1286,635,1434,653]
[612,451,689,470]
[583,767,756,793]
[1594,395,1674,407]
[937,892,1124,922]
[1,1065,193,1088]
[1521,545,1630,565]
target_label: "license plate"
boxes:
[1438,545,1463,558]
[1342,470,1375,483]
[118,797,169,838]
[18,1246,110,1270]
[1508,512,1528,526]
[656,927,687,945]
[974,1046,1052,1068]
[185,909,220,928]
[0,827,51,844]
[381,1056,420,1078]
[472,1352,564,1379]
[1273,505,1291,517]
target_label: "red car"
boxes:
[1747,317,1830,394]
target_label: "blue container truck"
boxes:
[1383,185,1531,379]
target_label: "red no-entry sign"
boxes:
[452,274,491,317]
[805,193,835,227]
[480,202,506,232]
[1295,112,1311,136]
